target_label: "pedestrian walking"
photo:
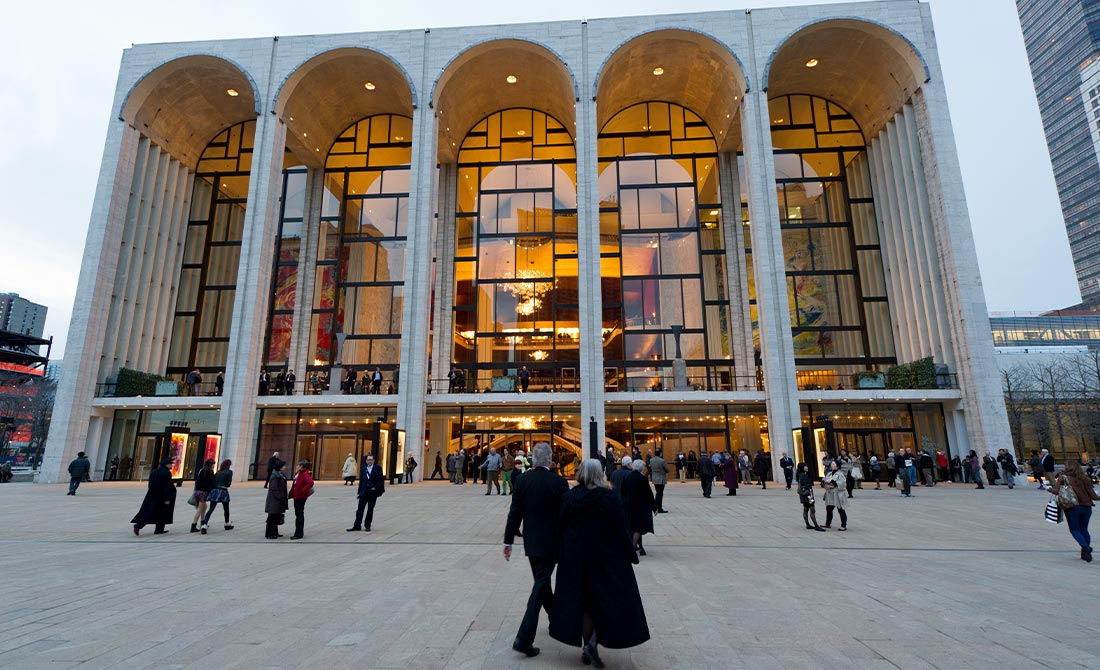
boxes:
[797,462,826,531]
[264,460,288,539]
[1042,449,1056,485]
[610,456,632,494]
[190,458,215,534]
[648,448,670,513]
[936,450,949,482]
[454,449,467,484]
[502,449,515,494]
[620,459,657,556]
[822,460,848,531]
[852,453,865,489]
[997,449,1018,488]
[837,449,855,498]
[918,450,935,486]
[886,450,897,488]
[697,450,716,498]
[67,451,91,495]
[869,454,882,490]
[108,456,120,481]
[963,452,974,484]
[347,454,385,531]
[780,452,795,489]
[203,459,234,530]
[686,450,697,479]
[341,453,357,485]
[738,450,752,484]
[430,451,445,480]
[898,450,914,497]
[675,451,687,483]
[982,451,999,486]
[288,460,314,539]
[968,450,985,489]
[1047,459,1100,562]
[131,458,176,535]
[950,454,962,482]
[264,451,280,489]
[484,447,503,495]
[753,450,770,489]
[503,442,569,658]
[549,459,650,667]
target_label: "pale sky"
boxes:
[0,0,1080,357]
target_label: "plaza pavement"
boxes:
[0,476,1098,669]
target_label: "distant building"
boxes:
[0,293,47,346]
[990,310,1100,350]
[1017,0,1100,308]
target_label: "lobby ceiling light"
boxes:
[226,88,239,97]
[364,82,376,90]
[517,129,526,136]
[805,58,819,68]
[506,74,518,84]
[652,67,664,76]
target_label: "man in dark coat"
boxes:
[780,452,795,489]
[620,460,656,555]
[430,451,444,480]
[549,459,649,659]
[347,454,385,531]
[503,442,568,658]
[697,450,716,498]
[67,451,91,495]
[753,450,770,489]
[1041,449,1056,486]
[609,455,632,494]
[132,459,176,535]
[719,455,739,496]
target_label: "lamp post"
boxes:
[589,416,598,459]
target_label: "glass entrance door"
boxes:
[318,435,357,480]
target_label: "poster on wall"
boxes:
[204,434,222,465]
[396,430,406,475]
[168,432,189,479]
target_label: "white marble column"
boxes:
[577,62,605,457]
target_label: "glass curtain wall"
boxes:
[167,120,255,376]
[770,95,895,389]
[598,102,734,392]
[307,115,412,377]
[262,165,308,368]
[452,109,578,392]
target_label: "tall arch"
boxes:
[433,39,577,163]
[119,55,259,168]
[764,18,929,137]
[595,29,747,152]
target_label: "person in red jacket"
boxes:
[288,460,315,540]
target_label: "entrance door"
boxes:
[134,436,157,481]
[296,435,317,471]
[318,435,357,480]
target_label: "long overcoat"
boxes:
[719,458,739,490]
[620,470,656,535]
[265,472,288,514]
[549,486,650,650]
[131,465,177,526]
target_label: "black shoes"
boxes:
[363,527,371,532]
[153,529,169,535]
[133,526,140,536]
[190,524,199,533]
[346,527,361,532]
[224,525,234,530]
[290,535,303,540]
[512,640,540,657]
[1082,546,1093,562]
[581,642,604,668]
[636,546,646,556]
[814,526,827,532]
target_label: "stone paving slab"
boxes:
[0,478,1097,669]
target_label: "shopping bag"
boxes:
[1045,496,1062,524]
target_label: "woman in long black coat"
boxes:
[132,459,176,535]
[550,459,649,667]
[620,460,656,556]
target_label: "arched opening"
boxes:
[598,102,734,392]
[120,55,258,168]
[167,120,257,377]
[764,18,928,138]
[276,47,416,168]
[769,94,895,388]
[433,39,576,163]
[595,29,747,152]
[450,109,578,393]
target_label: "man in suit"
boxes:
[610,455,632,494]
[1041,449,1056,486]
[347,454,385,531]
[648,448,670,513]
[780,452,795,489]
[503,442,568,658]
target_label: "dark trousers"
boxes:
[700,475,713,497]
[204,501,230,525]
[887,468,896,487]
[757,472,767,489]
[69,477,82,493]
[430,465,444,480]
[845,474,855,497]
[1065,505,1093,548]
[516,557,555,646]
[654,483,666,511]
[825,506,848,528]
[265,513,281,537]
[353,493,378,529]
[292,498,306,537]
[900,472,912,495]
[783,469,794,488]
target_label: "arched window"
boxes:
[770,94,895,383]
[451,109,578,392]
[598,102,733,391]
[308,114,412,373]
[167,120,255,376]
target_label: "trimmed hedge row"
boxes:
[114,367,172,397]
[885,357,937,390]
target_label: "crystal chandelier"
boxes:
[501,269,554,315]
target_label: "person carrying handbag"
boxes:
[822,460,848,530]
[264,460,288,539]
[190,459,215,534]
[1046,460,1100,562]
[288,460,314,540]
[797,463,826,531]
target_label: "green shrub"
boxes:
[114,367,171,397]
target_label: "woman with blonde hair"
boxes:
[550,459,649,668]
[1047,459,1100,562]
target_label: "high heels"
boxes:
[581,642,604,668]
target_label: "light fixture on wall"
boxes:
[652,66,664,76]
[364,82,376,90]
[805,58,819,68]
[226,88,239,96]
[506,74,518,84]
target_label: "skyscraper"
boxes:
[1018,0,1100,307]
[0,293,47,339]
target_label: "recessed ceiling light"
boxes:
[506,74,518,84]
[226,88,239,97]
[289,116,293,121]
[364,82,376,90]
[652,67,664,76]
[517,129,526,136]
[805,58,819,68]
